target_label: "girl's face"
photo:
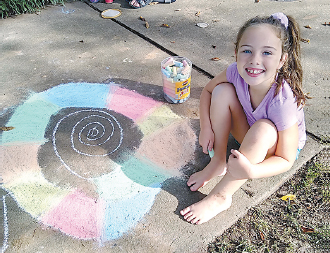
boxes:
[236,24,287,89]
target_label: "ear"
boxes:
[278,53,288,70]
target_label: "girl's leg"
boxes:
[181,119,278,224]
[187,83,249,191]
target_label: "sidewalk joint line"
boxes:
[81,0,215,79]
[306,131,330,144]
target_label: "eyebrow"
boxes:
[240,45,278,51]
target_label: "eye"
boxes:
[263,51,272,55]
[242,49,252,54]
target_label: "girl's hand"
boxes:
[199,128,214,154]
[227,149,253,179]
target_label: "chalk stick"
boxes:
[208,149,214,158]
[181,65,191,75]
[165,66,172,73]
[161,68,171,78]
[172,66,177,76]
[174,61,183,68]
[163,57,175,68]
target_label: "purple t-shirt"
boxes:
[226,63,306,149]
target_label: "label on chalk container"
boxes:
[175,77,191,100]
[163,76,191,101]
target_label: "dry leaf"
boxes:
[0,126,15,131]
[259,231,265,240]
[145,21,149,29]
[195,11,201,16]
[161,24,170,28]
[149,2,158,5]
[301,226,314,233]
[280,194,296,201]
[211,57,220,61]
[139,16,146,21]
[301,38,310,43]
[304,25,312,29]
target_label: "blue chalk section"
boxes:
[2,94,61,145]
[103,186,161,241]
[39,83,111,108]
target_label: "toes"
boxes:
[195,218,203,225]
[185,213,195,222]
[188,216,200,224]
[189,184,198,191]
[180,208,188,216]
[187,176,196,187]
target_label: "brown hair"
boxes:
[234,15,308,107]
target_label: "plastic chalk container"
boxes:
[161,56,192,104]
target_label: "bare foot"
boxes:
[180,193,232,224]
[187,159,226,191]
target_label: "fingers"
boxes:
[208,140,214,153]
[230,149,240,158]
[202,145,209,154]
[201,140,213,154]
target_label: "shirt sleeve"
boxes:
[226,63,238,87]
[268,97,298,132]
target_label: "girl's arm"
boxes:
[199,69,229,153]
[229,123,299,179]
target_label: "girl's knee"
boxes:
[243,119,278,157]
[212,83,237,103]
[251,119,278,144]
[253,119,277,133]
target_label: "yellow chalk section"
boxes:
[5,171,70,218]
[137,105,181,137]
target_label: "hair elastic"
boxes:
[271,12,289,29]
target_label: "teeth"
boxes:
[247,69,262,74]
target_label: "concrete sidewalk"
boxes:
[1,0,329,252]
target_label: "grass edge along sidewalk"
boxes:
[0,0,67,18]
[208,146,330,253]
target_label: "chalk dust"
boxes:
[1,144,41,185]
[137,119,197,174]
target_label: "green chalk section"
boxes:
[2,94,61,145]
[121,156,171,187]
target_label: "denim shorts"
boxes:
[296,149,301,160]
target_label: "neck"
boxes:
[249,84,273,110]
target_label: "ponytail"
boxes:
[276,15,306,107]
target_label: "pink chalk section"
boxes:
[107,87,161,122]
[41,190,104,239]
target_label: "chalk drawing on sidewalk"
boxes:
[1,82,197,243]
[1,195,9,253]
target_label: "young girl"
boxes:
[180,13,308,224]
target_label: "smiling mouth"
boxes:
[246,68,265,75]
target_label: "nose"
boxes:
[249,52,261,65]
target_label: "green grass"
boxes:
[208,148,330,253]
[1,0,66,18]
